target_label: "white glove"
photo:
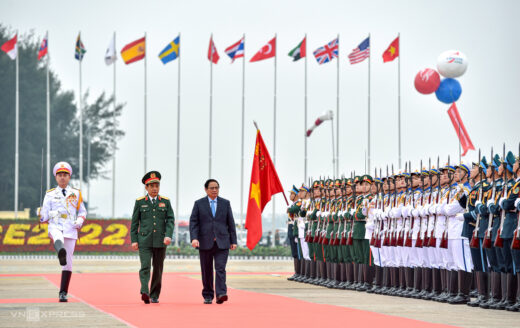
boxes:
[362,207,368,216]
[49,210,59,223]
[455,213,464,222]
[294,237,298,243]
[73,216,84,229]
[475,200,482,208]
[487,199,495,207]
[381,211,388,220]
[498,197,506,209]
[428,204,437,215]
[412,209,420,217]
[515,198,520,209]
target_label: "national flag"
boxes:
[348,37,370,64]
[306,111,334,137]
[250,37,276,62]
[75,33,86,61]
[38,32,48,61]
[1,34,18,60]
[447,103,475,156]
[313,38,338,65]
[104,34,117,65]
[158,35,180,64]
[225,37,244,63]
[382,36,399,63]
[208,36,219,64]
[120,37,145,65]
[245,129,285,250]
[288,37,306,61]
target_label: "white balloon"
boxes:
[436,50,468,78]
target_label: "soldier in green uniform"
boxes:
[309,180,322,285]
[131,171,175,304]
[354,175,374,291]
[342,178,356,289]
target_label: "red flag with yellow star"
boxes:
[382,36,399,63]
[245,129,286,250]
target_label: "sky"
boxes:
[1,0,519,223]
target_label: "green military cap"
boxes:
[142,171,161,185]
[354,176,362,184]
[346,178,354,186]
[334,178,342,188]
[362,175,374,184]
[312,180,320,189]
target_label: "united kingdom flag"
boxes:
[313,38,338,65]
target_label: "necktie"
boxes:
[211,200,216,217]
[152,198,156,206]
[62,189,66,196]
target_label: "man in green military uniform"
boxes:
[131,171,175,304]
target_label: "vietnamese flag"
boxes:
[245,129,285,250]
[382,36,399,63]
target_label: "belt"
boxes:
[60,214,68,219]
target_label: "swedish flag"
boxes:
[158,36,180,64]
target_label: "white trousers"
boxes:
[49,229,76,271]
[370,246,382,266]
[299,238,310,261]
[448,239,473,272]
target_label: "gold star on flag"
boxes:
[250,182,261,208]
[389,46,395,56]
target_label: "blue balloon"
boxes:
[435,78,462,104]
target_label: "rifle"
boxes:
[405,161,415,247]
[390,165,398,247]
[439,155,451,249]
[415,160,425,248]
[423,158,432,247]
[512,142,520,250]
[495,143,508,248]
[483,147,496,249]
[347,171,356,246]
[383,165,391,247]
[470,149,483,249]
[397,162,408,247]
[370,168,378,247]
[375,168,384,248]
[428,156,441,247]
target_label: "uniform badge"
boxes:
[151,173,156,178]
[514,187,519,194]
[159,202,166,208]
[141,204,148,208]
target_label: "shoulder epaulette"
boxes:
[161,196,170,200]
[46,188,55,193]
[136,196,146,201]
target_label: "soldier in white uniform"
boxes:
[39,162,87,302]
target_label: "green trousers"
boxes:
[139,246,166,298]
[352,239,371,265]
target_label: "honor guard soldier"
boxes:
[39,161,87,302]
[287,185,300,281]
[131,171,175,304]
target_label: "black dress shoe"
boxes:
[58,248,67,266]
[216,294,228,304]
[59,291,68,302]
[151,298,159,303]
[204,298,212,304]
[141,293,150,304]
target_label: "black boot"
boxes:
[59,270,72,302]
[416,268,430,299]
[481,272,501,309]
[424,268,441,300]
[492,273,517,310]
[442,270,458,303]
[469,271,478,297]
[344,263,354,289]
[356,264,368,291]
[387,267,399,296]
[434,269,448,302]
[54,240,67,266]
[468,271,488,307]
[490,273,509,310]
[409,267,423,298]
[316,261,325,285]
[449,270,472,304]
[367,266,382,293]
[349,263,359,290]
[377,267,389,294]
[296,258,306,282]
[288,258,300,281]
[395,267,406,296]
[506,272,520,312]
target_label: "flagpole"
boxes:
[14,31,19,219]
[46,31,50,191]
[87,125,91,211]
[397,33,402,170]
[367,33,371,174]
[209,34,213,178]
[240,33,246,229]
[336,33,340,176]
[144,32,148,173]
[331,116,335,172]
[272,34,277,248]
[175,33,181,247]
[111,31,116,219]
[79,31,83,191]
[304,33,308,182]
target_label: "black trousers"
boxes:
[199,242,229,300]
[288,224,298,258]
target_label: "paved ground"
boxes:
[0,258,518,327]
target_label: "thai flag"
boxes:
[225,37,244,62]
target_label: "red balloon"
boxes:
[414,68,441,94]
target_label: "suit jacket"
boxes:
[189,196,237,250]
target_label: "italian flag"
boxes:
[288,37,306,62]
[1,34,18,60]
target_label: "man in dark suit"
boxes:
[189,179,237,304]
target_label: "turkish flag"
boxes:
[208,36,219,64]
[382,36,399,63]
[250,37,276,62]
[447,103,475,156]
[245,129,285,250]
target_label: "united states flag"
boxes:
[348,37,370,64]
[313,38,338,65]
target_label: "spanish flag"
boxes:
[245,128,286,250]
[121,37,145,64]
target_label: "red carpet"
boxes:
[37,272,456,328]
